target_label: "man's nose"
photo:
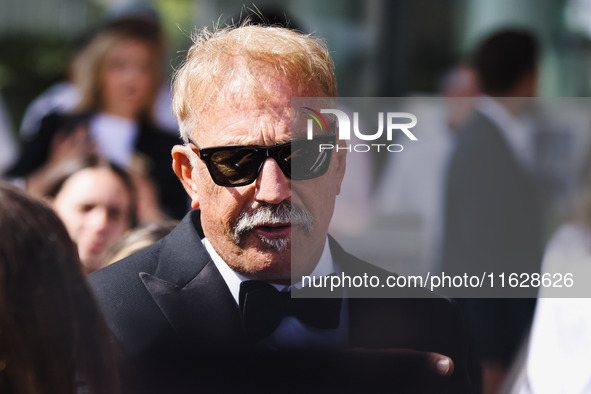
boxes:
[254,158,291,204]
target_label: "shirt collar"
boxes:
[202,237,335,305]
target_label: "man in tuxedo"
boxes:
[90,24,479,393]
[441,30,542,394]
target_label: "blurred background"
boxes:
[2,0,591,133]
[2,2,591,393]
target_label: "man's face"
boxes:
[173,76,345,285]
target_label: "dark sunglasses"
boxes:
[187,135,336,187]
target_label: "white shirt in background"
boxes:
[522,224,591,394]
[476,96,537,171]
[88,113,139,169]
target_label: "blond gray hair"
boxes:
[172,24,337,143]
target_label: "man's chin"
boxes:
[232,250,292,284]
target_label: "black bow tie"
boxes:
[239,280,342,343]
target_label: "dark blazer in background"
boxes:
[89,210,480,393]
[7,111,188,220]
[441,110,543,365]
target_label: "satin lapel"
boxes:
[140,210,242,347]
[140,261,241,347]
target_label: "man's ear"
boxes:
[333,145,347,196]
[172,145,200,209]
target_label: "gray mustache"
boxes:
[232,201,313,245]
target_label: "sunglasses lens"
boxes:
[200,136,336,186]
[284,138,333,180]
[209,148,262,185]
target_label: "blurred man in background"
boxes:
[442,29,543,394]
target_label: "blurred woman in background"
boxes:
[38,156,137,273]
[0,181,119,393]
[8,17,187,220]
[521,182,591,393]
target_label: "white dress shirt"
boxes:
[88,113,139,169]
[476,96,536,171]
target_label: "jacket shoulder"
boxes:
[89,239,161,296]
[88,241,172,358]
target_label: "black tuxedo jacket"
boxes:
[90,210,479,393]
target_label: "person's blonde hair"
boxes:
[172,24,337,142]
[74,18,164,121]
[98,221,177,269]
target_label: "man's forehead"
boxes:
[194,104,292,146]
[192,86,325,145]
[204,63,325,109]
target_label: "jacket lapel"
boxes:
[140,210,242,347]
